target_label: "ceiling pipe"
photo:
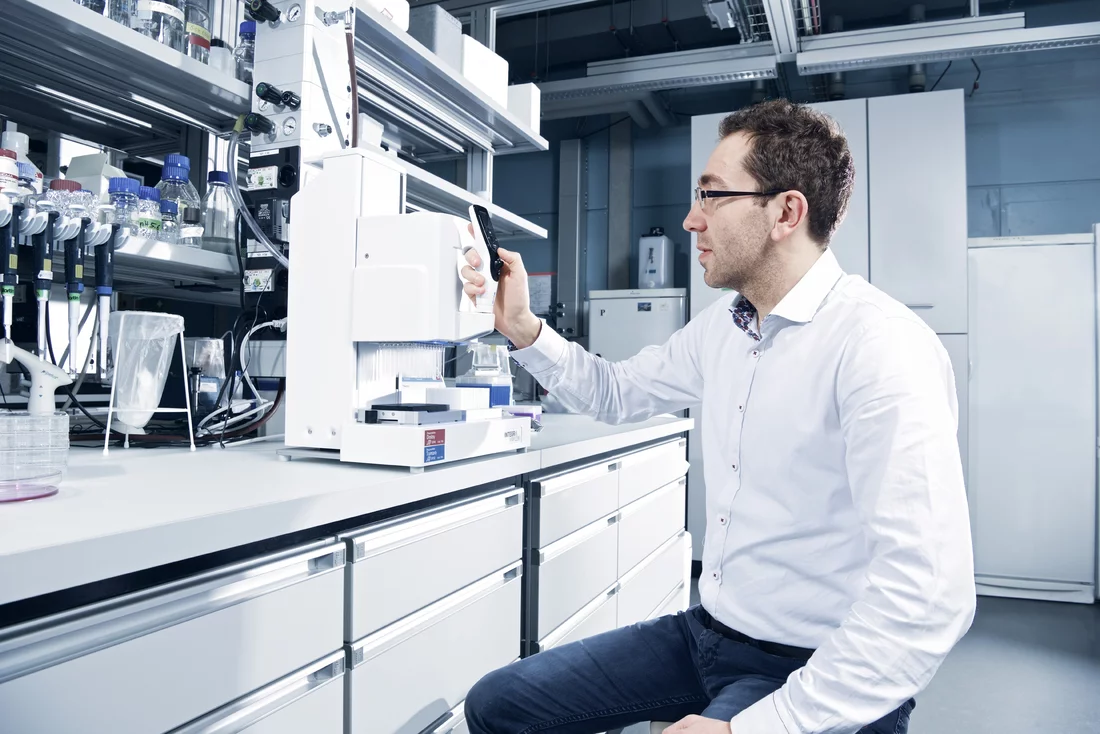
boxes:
[640,92,674,126]
[750,78,767,103]
[908,4,928,92]
[826,15,845,99]
[627,99,653,128]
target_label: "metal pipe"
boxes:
[970,0,980,18]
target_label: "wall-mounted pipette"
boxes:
[0,198,21,342]
[94,223,118,382]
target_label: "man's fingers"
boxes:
[461,265,485,286]
[496,246,520,266]
[463,282,484,299]
[465,248,482,268]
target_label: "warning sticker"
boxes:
[424,430,446,447]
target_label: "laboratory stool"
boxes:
[651,723,673,733]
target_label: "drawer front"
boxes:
[421,702,468,734]
[618,439,688,507]
[536,514,619,637]
[168,652,345,734]
[343,488,523,641]
[648,581,688,622]
[0,541,345,734]
[618,478,686,576]
[618,531,688,628]
[347,563,522,734]
[539,585,619,652]
[535,462,620,547]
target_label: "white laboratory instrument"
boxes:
[0,338,72,415]
[282,147,530,469]
[637,229,675,289]
[587,289,687,362]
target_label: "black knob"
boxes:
[244,113,276,136]
[247,0,281,23]
[280,90,301,110]
[255,82,284,106]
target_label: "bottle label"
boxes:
[187,22,212,46]
[136,1,185,23]
[180,226,204,238]
[138,217,163,232]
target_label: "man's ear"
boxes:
[771,191,810,241]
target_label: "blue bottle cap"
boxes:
[161,165,188,182]
[160,200,179,215]
[138,185,161,201]
[240,20,256,35]
[164,154,191,171]
[108,177,140,195]
[208,170,231,185]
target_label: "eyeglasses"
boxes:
[694,187,784,209]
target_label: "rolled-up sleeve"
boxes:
[731,316,976,734]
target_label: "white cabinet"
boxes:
[939,334,969,485]
[868,90,968,334]
[808,98,869,281]
[968,242,1097,602]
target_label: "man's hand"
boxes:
[661,715,733,734]
[461,226,541,348]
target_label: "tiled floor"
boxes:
[620,585,1100,734]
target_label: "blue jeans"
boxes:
[465,606,914,734]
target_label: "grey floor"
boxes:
[622,584,1100,734]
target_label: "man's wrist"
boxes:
[507,312,542,350]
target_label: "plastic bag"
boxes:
[108,312,185,430]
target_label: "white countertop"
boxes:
[0,414,690,606]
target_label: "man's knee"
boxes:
[464,663,522,733]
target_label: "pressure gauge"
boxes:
[287,4,302,21]
[282,117,297,137]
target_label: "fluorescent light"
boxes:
[541,43,777,101]
[797,18,1100,74]
[62,108,109,126]
[35,84,153,129]
[131,93,207,128]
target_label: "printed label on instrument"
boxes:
[37,270,53,281]
[637,302,652,312]
[186,22,212,42]
[136,1,185,22]
[424,445,445,463]
[504,429,521,444]
[424,429,446,447]
[7,254,16,270]
[244,269,274,293]
[248,166,279,191]
[75,264,83,279]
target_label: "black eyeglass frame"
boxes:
[694,187,785,208]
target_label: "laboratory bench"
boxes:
[0,413,693,734]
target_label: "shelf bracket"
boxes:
[468,6,499,51]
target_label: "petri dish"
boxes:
[0,471,62,503]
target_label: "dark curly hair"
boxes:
[719,99,855,246]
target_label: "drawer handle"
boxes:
[167,650,346,734]
[0,541,346,686]
[538,512,618,564]
[906,303,935,309]
[421,707,468,734]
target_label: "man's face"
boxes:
[683,132,774,291]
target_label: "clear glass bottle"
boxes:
[179,206,204,249]
[158,200,180,245]
[233,21,256,87]
[155,160,201,217]
[133,0,186,53]
[136,185,162,239]
[184,0,211,64]
[108,0,134,27]
[200,171,236,255]
[108,177,140,238]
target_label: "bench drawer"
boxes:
[618,477,686,575]
[342,487,523,641]
[0,541,345,734]
[538,584,619,652]
[618,531,689,628]
[536,513,619,638]
[533,460,619,547]
[346,563,522,734]
[618,439,688,507]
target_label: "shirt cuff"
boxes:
[508,320,567,376]
[730,693,794,734]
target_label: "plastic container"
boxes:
[184,0,211,64]
[137,185,162,239]
[1,132,43,193]
[234,21,256,86]
[200,171,236,255]
[133,0,186,53]
[46,179,82,217]
[108,311,185,430]
[158,200,180,245]
[108,176,141,237]
[179,205,204,248]
[0,412,69,502]
[457,343,514,407]
[209,38,234,76]
[74,0,107,12]
[108,0,134,27]
[0,149,18,194]
[155,162,201,217]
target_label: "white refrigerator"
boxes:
[587,289,687,362]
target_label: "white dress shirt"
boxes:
[511,248,976,733]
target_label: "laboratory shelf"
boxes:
[0,0,250,150]
[354,3,548,159]
[400,161,548,240]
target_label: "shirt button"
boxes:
[718,515,727,525]
[731,463,737,471]
[737,404,744,412]
[751,350,759,358]
[712,571,721,581]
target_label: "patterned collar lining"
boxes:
[730,298,761,341]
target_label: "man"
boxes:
[459,100,975,734]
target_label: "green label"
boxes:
[1,285,13,296]
[138,217,162,231]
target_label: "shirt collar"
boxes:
[769,247,845,324]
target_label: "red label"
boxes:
[425,429,446,447]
